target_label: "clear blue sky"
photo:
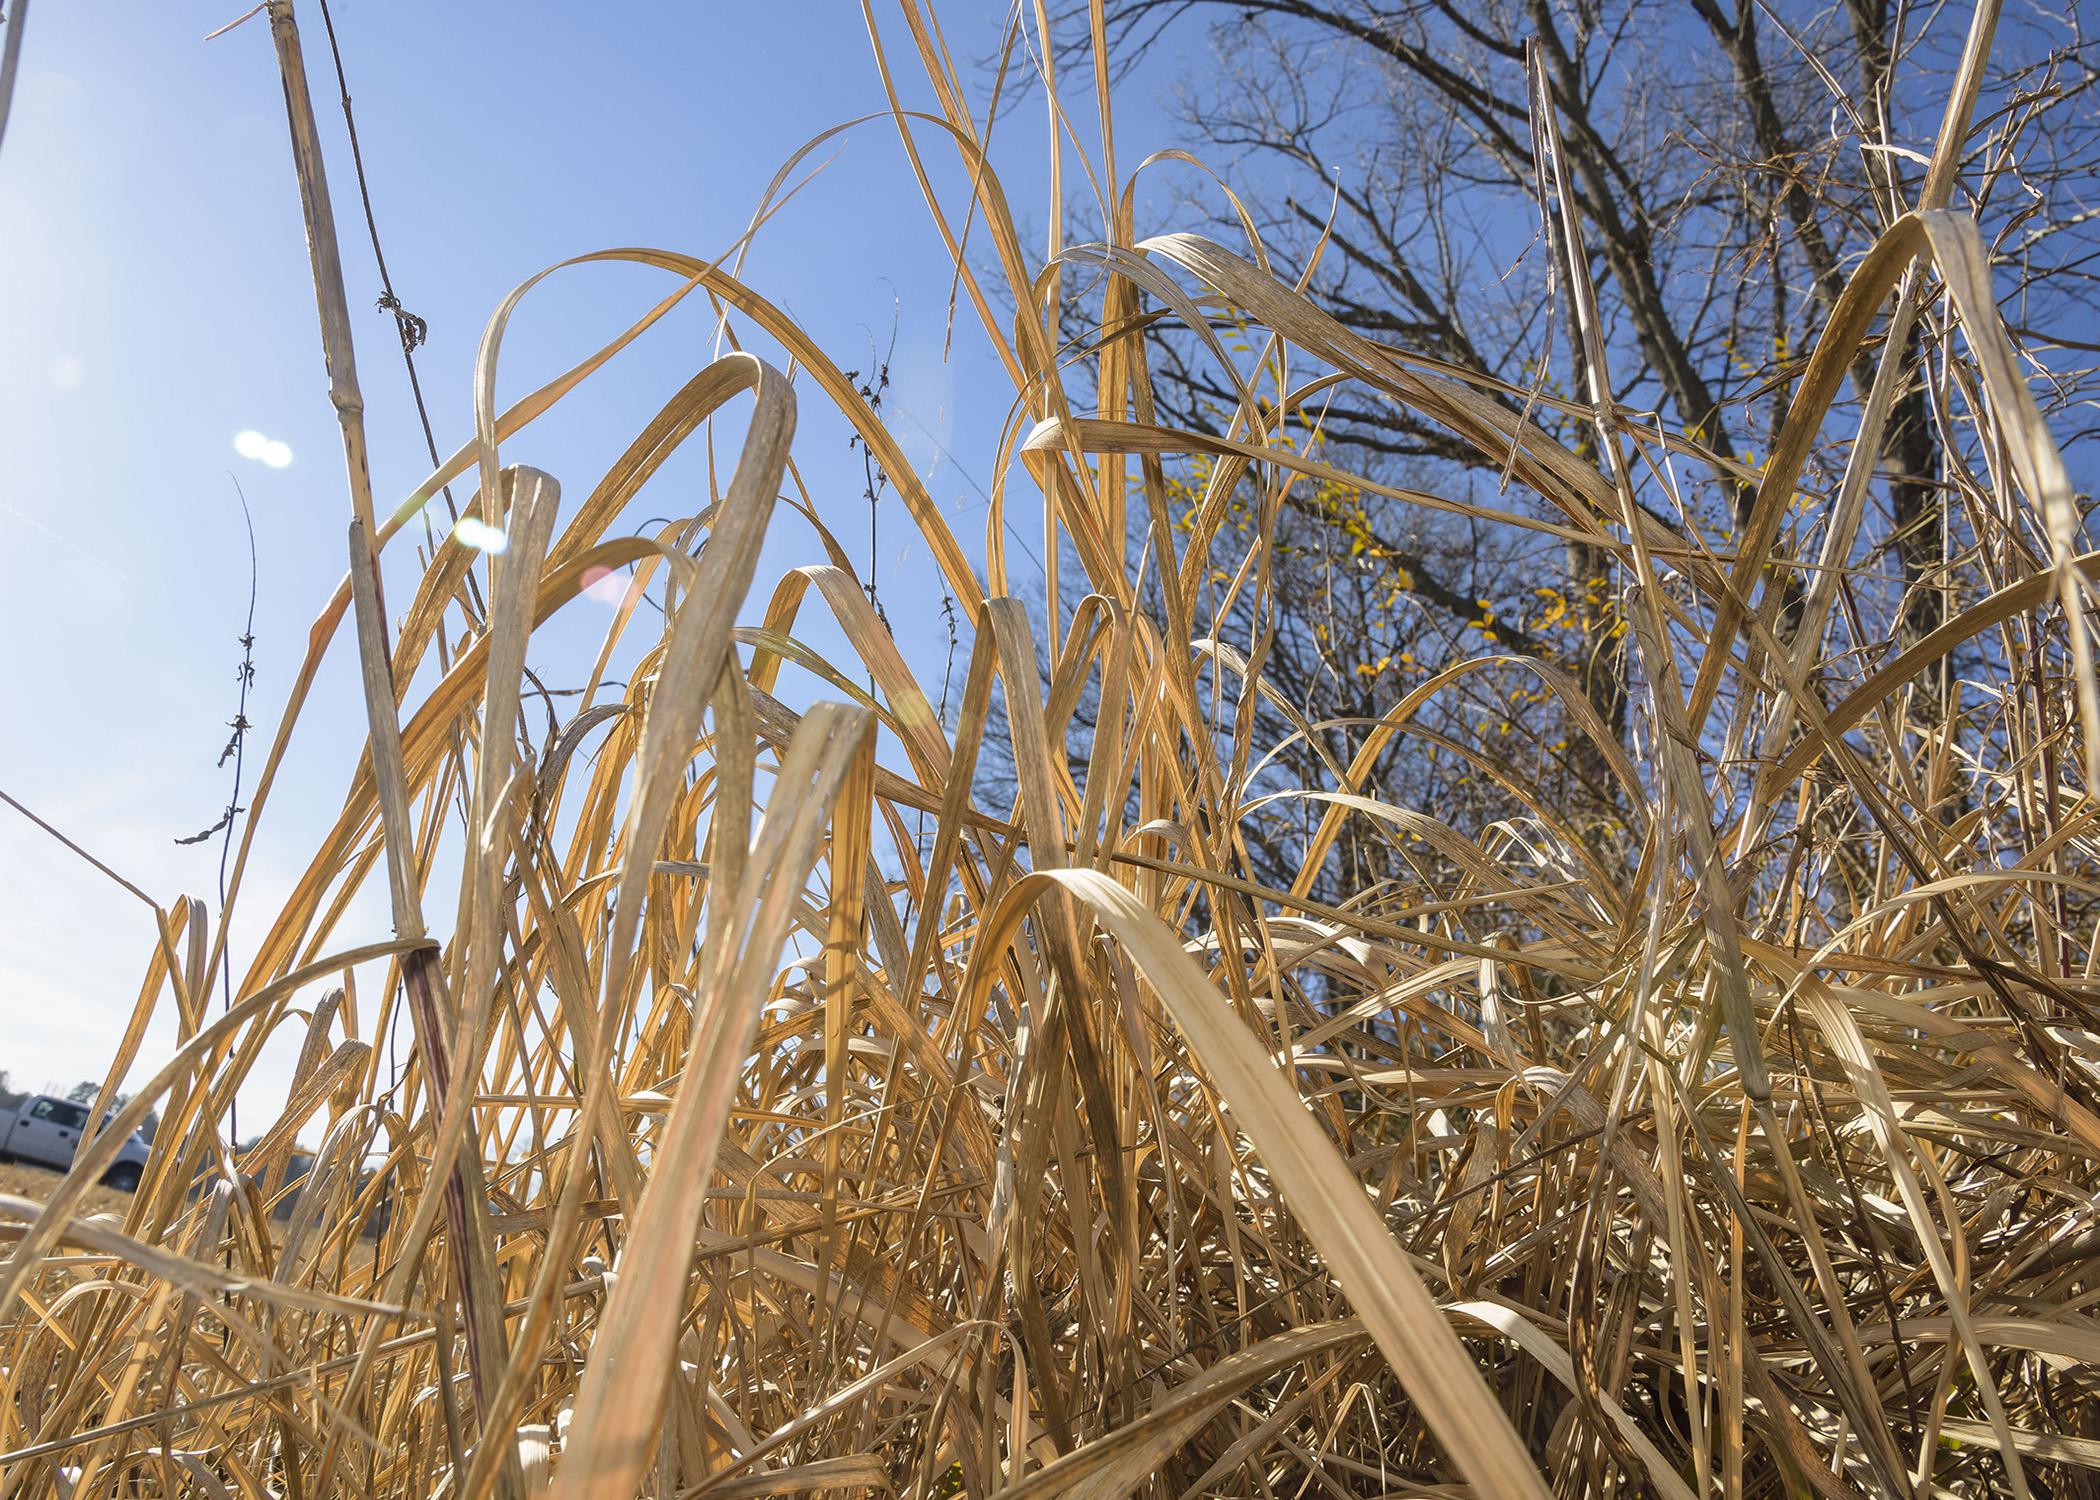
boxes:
[0,3,1180,1112]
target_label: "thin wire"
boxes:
[168,475,258,1138]
[312,0,479,619]
[219,477,258,1143]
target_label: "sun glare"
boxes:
[453,516,508,554]
[232,429,294,468]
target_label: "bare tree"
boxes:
[1033,0,2098,896]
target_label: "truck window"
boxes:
[30,1100,90,1130]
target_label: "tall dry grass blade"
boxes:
[969,866,1555,1499]
[553,705,874,1498]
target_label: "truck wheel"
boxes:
[102,1164,142,1192]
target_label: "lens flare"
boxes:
[580,564,630,606]
[234,430,294,468]
[454,517,509,554]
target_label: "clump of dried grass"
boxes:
[4,2,2098,1496]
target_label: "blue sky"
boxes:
[0,3,1181,1111]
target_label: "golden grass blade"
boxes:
[965,866,1554,1499]
[0,1198,398,1324]
[1794,977,2033,1495]
[990,1322,1370,1500]
[551,705,877,1499]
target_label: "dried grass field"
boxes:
[0,1164,130,1225]
[3,0,2100,1497]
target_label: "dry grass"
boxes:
[3,1,2099,1496]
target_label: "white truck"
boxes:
[0,1094,150,1190]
